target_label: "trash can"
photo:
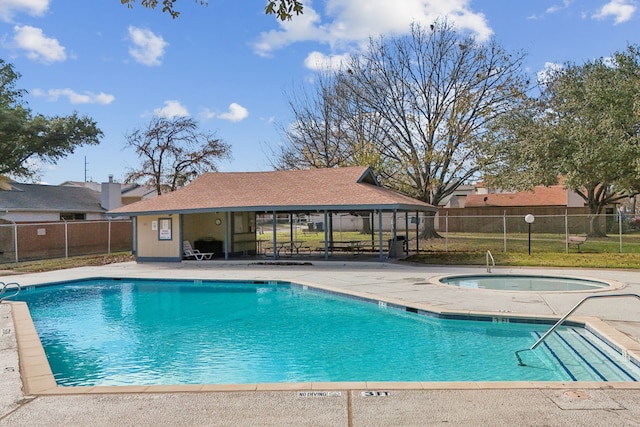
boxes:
[316,222,324,232]
[387,236,405,258]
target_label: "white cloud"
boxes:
[13,25,66,63]
[0,0,48,22]
[546,0,573,14]
[32,88,115,105]
[128,26,168,66]
[304,51,351,71]
[537,62,563,84]
[154,100,189,118]
[217,103,249,122]
[253,0,493,56]
[592,0,636,24]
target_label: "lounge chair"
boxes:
[183,240,214,260]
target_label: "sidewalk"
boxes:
[1,260,640,426]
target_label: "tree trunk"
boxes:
[588,214,607,237]
[359,215,371,234]
[419,211,443,239]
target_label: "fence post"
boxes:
[445,211,449,252]
[619,211,623,253]
[108,218,112,255]
[415,211,419,254]
[13,221,18,263]
[564,210,569,254]
[503,211,507,253]
[63,219,68,259]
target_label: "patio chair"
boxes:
[183,240,214,260]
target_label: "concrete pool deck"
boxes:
[1,260,640,426]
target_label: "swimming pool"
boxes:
[12,278,640,386]
[438,274,615,292]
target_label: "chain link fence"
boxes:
[256,211,640,255]
[0,219,133,263]
[2,213,635,263]
[431,212,640,254]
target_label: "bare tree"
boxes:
[123,116,231,195]
[273,21,529,238]
[120,0,303,20]
[271,72,389,172]
[270,73,392,237]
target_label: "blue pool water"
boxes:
[440,274,610,291]
[13,279,640,386]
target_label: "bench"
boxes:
[567,235,587,251]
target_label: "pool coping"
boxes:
[8,276,640,395]
[430,274,626,293]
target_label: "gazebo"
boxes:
[108,166,436,261]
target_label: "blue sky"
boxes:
[1,0,638,185]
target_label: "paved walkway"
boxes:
[1,260,640,426]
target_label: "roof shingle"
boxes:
[109,167,435,215]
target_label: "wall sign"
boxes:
[158,218,172,240]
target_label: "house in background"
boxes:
[0,182,107,223]
[437,180,620,234]
[0,176,157,223]
[437,184,478,209]
[61,178,157,206]
[463,182,586,211]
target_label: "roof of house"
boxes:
[0,182,104,213]
[464,185,568,208]
[121,183,157,199]
[109,166,436,216]
[61,180,156,199]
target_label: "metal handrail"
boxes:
[515,293,640,366]
[0,281,21,302]
[486,250,495,273]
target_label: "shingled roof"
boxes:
[0,182,104,213]
[109,166,435,216]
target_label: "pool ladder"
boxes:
[0,281,21,302]
[486,250,495,273]
[515,293,640,366]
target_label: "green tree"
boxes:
[123,116,232,195]
[120,0,303,20]
[487,45,640,236]
[0,59,103,180]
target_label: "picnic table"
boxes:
[322,240,365,254]
[265,240,309,256]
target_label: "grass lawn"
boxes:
[405,251,640,269]
[0,252,135,275]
